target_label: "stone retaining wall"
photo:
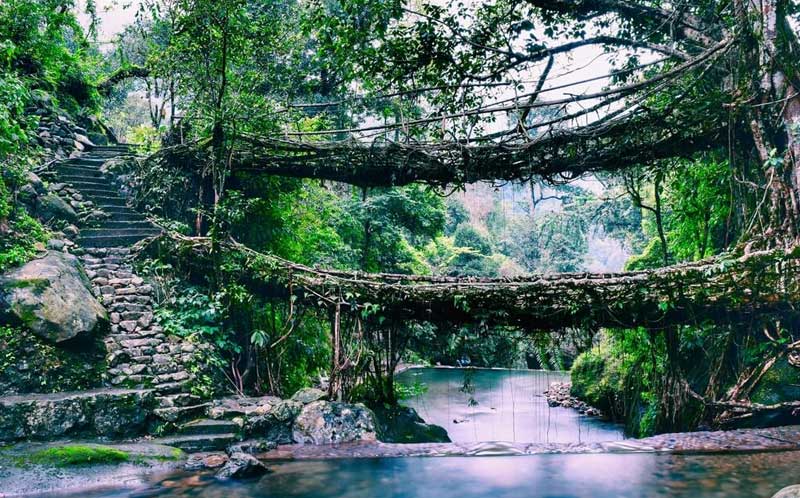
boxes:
[0,389,154,442]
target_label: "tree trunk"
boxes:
[745,0,800,244]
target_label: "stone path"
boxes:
[54,145,161,248]
[51,146,205,424]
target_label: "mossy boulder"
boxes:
[35,193,78,224]
[0,251,108,343]
[372,404,450,443]
[0,389,155,442]
[292,401,378,445]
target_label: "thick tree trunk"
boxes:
[745,0,800,244]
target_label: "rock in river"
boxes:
[0,251,108,342]
[292,400,379,445]
[215,452,269,479]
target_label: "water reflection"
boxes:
[118,452,800,498]
[396,367,624,443]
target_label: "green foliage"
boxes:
[343,185,446,273]
[626,154,734,270]
[394,378,428,401]
[128,123,162,153]
[570,344,626,418]
[0,211,48,273]
[0,325,106,394]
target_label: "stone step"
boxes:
[58,176,111,187]
[91,144,133,151]
[153,381,192,395]
[57,165,104,177]
[159,393,204,409]
[96,205,141,214]
[149,433,240,453]
[97,220,155,230]
[81,228,161,238]
[153,403,211,424]
[78,234,159,248]
[85,151,130,158]
[74,187,120,196]
[179,419,241,436]
[82,195,128,207]
[105,212,148,222]
[65,158,107,166]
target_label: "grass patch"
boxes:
[28,445,130,467]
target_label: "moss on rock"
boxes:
[0,325,107,395]
[28,445,129,467]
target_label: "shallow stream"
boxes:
[73,368,800,497]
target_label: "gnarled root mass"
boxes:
[151,233,800,330]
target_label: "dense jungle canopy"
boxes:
[1,0,800,437]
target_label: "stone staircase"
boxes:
[54,145,161,248]
[51,145,208,426]
[152,419,242,452]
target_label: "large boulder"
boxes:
[36,193,78,224]
[372,405,450,443]
[292,401,378,445]
[245,399,302,444]
[0,251,108,342]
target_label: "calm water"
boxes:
[114,452,800,498]
[395,367,624,443]
[75,367,800,498]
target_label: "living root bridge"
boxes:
[156,234,800,330]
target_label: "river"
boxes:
[80,368,800,498]
[395,367,623,443]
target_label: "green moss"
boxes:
[28,445,129,467]
[7,278,49,291]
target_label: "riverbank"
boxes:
[0,442,185,497]
[2,425,799,496]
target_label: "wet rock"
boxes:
[290,387,328,404]
[292,401,378,445]
[0,251,108,342]
[185,453,228,471]
[773,485,800,498]
[0,389,154,441]
[245,400,301,444]
[544,382,606,419]
[63,225,80,239]
[372,405,450,443]
[46,239,66,250]
[25,172,46,195]
[74,133,94,148]
[226,439,277,455]
[215,452,269,480]
[36,193,78,223]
